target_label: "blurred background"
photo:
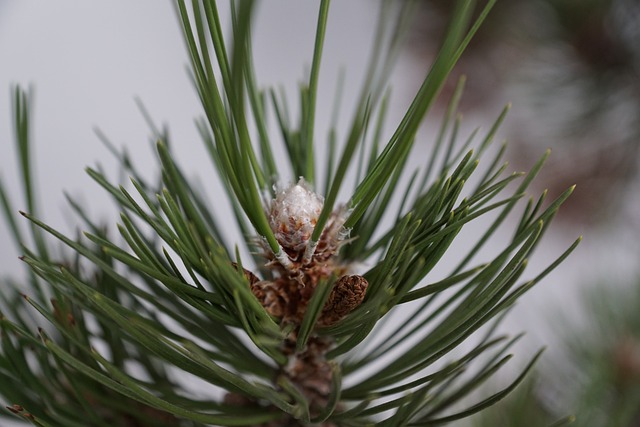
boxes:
[408,0,640,425]
[1,0,638,425]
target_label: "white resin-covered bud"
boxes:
[269,178,323,253]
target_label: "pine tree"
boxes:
[0,1,579,426]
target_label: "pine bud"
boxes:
[267,178,349,267]
[269,178,323,255]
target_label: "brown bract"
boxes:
[318,275,368,327]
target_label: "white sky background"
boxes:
[0,1,637,425]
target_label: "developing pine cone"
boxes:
[249,178,366,326]
[232,180,370,421]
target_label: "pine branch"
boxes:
[0,1,580,426]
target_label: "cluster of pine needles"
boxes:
[0,1,579,426]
